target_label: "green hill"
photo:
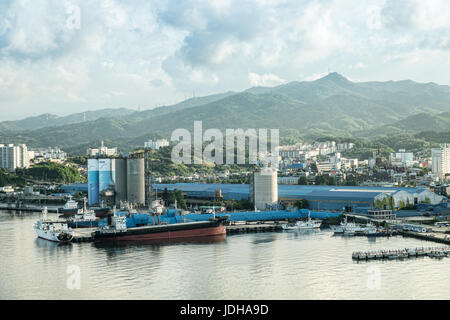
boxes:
[2,73,450,154]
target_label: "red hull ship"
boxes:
[92,216,228,243]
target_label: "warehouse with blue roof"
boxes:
[153,183,445,211]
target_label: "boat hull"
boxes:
[93,221,226,243]
[34,227,73,243]
[94,208,112,218]
[67,220,98,228]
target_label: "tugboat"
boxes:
[94,201,112,218]
[34,207,74,243]
[92,213,228,243]
[59,197,82,217]
[67,198,98,228]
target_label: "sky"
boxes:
[0,0,450,121]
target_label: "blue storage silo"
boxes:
[99,158,114,193]
[88,159,99,205]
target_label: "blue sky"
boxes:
[1,0,449,120]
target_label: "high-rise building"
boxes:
[432,144,450,181]
[0,144,30,172]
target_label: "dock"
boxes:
[226,222,283,235]
[352,246,450,261]
[0,203,61,213]
[72,228,96,243]
[399,230,450,245]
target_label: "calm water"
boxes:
[0,210,449,300]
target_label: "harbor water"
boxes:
[0,210,449,300]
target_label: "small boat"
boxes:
[59,198,82,217]
[34,207,74,243]
[282,213,321,230]
[67,199,98,228]
[94,202,112,218]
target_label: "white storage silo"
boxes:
[253,168,278,210]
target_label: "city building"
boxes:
[432,144,450,181]
[30,147,67,162]
[390,149,414,167]
[0,144,30,172]
[87,141,117,157]
[144,139,169,150]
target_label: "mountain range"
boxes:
[1,72,450,155]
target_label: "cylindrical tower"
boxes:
[253,168,278,210]
[113,158,127,206]
[87,159,99,205]
[127,158,145,205]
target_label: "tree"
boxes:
[161,188,169,206]
[294,199,308,209]
[315,175,327,185]
[327,176,337,186]
[173,189,187,209]
[298,176,308,185]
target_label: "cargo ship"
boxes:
[92,214,228,242]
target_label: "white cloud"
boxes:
[0,0,450,120]
[248,72,286,87]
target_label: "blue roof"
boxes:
[153,183,425,201]
[61,183,88,192]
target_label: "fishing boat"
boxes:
[34,207,74,243]
[92,214,228,243]
[282,213,322,230]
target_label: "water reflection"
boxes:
[1,210,450,300]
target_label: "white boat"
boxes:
[34,207,74,243]
[333,217,378,235]
[282,213,322,230]
[59,198,83,216]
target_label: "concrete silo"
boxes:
[127,158,145,205]
[253,168,278,210]
[113,158,127,206]
[87,159,99,205]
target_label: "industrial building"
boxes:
[87,157,145,206]
[152,183,446,211]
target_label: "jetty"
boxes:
[226,222,282,235]
[352,246,450,261]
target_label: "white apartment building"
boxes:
[31,147,67,161]
[144,139,169,150]
[0,144,31,172]
[390,149,414,167]
[87,141,117,157]
[432,144,450,181]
